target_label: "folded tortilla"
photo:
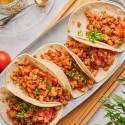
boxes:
[68,1,125,52]
[5,54,72,107]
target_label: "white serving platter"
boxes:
[0,13,125,124]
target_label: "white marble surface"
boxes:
[0,0,68,58]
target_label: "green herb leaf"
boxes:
[118,40,123,48]
[68,71,76,78]
[16,102,29,111]
[112,95,125,104]
[88,29,107,43]
[77,73,86,83]
[25,119,32,125]
[16,111,25,120]
[47,85,52,92]
[103,80,125,125]
[73,63,80,71]
[34,88,40,96]
[118,77,125,82]
[106,122,113,125]
[77,30,83,37]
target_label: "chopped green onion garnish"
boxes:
[78,30,83,37]
[34,88,40,96]
[47,85,52,92]
[73,63,80,71]
[16,111,25,120]
[78,73,86,83]
[118,40,123,48]
[26,119,32,125]
[68,71,76,78]
[16,102,29,111]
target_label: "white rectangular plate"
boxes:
[0,14,125,124]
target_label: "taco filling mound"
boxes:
[10,58,71,105]
[65,38,116,76]
[39,47,94,91]
[85,10,125,48]
[6,96,61,125]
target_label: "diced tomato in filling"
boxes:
[85,10,125,48]
[10,58,71,105]
[40,71,48,77]
[38,48,94,91]
[6,97,59,125]
[65,38,116,75]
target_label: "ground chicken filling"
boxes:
[65,38,116,75]
[6,97,60,125]
[10,58,71,105]
[84,10,125,48]
[39,48,94,91]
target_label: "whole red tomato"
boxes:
[0,51,11,73]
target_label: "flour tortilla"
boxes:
[6,54,71,107]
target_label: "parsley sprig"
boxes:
[103,77,125,125]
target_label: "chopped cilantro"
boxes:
[77,30,83,37]
[16,111,25,120]
[78,73,86,83]
[73,63,79,71]
[47,85,52,92]
[28,105,35,111]
[68,71,76,78]
[118,40,123,48]
[16,102,35,112]
[26,119,32,125]
[34,88,40,96]
[88,29,107,43]
[16,102,29,111]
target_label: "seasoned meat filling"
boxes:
[6,97,60,125]
[85,10,125,48]
[65,38,116,75]
[39,48,94,91]
[10,58,71,105]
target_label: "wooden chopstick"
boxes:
[39,0,76,36]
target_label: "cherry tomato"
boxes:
[0,51,11,73]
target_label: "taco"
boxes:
[68,1,125,52]
[0,87,63,125]
[6,54,71,106]
[33,43,94,98]
[65,37,118,82]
